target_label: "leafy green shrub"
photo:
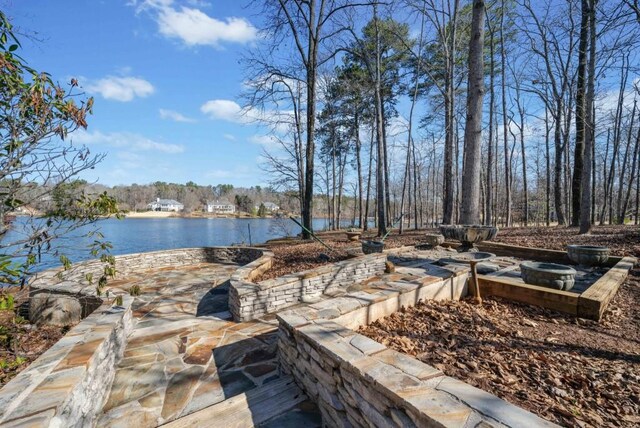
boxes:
[0,294,14,311]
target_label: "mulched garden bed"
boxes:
[257,225,640,281]
[494,225,640,258]
[0,287,73,387]
[359,269,640,427]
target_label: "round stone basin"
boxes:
[439,252,496,266]
[439,225,499,246]
[362,240,384,254]
[423,233,445,247]
[520,261,577,291]
[567,245,610,266]
[345,231,362,242]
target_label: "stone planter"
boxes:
[567,245,610,266]
[439,225,499,251]
[345,231,362,242]
[519,261,577,291]
[362,240,384,254]
[439,252,496,266]
[424,233,445,247]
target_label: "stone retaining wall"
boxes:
[0,296,134,427]
[31,246,264,289]
[229,253,387,322]
[277,269,557,428]
[29,247,265,326]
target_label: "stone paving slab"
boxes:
[97,263,282,427]
[95,249,466,427]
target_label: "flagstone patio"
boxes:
[1,244,583,428]
[95,262,321,427]
[92,253,470,427]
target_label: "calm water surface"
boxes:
[8,217,353,271]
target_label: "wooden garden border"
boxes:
[443,241,636,321]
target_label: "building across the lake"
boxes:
[205,200,236,214]
[255,202,280,212]
[148,198,184,212]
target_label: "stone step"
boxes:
[161,376,308,428]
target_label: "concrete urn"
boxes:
[567,245,610,266]
[519,261,577,291]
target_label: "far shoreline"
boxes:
[122,211,282,220]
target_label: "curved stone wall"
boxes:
[229,253,387,322]
[29,246,266,326]
[0,295,135,428]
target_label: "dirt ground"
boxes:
[258,225,640,280]
[494,225,640,258]
[359,270,640,427]
[0,287,72,387]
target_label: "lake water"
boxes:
[5,217,357,271]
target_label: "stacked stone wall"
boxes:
[0,296,134,427]
[28,247,265,326]
[276,269,556,428]
[229,253,387,322]
[31,247,264,289]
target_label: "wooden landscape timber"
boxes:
[443,241,623,267]
[465,242,637,320]
[577,256,637,320]
[476,275,580,315]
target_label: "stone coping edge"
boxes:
[0,295,134,427]
[229,252,387,322]
[277,269,558,428]
[30,246,266,298]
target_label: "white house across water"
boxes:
[205,200,236,214]
[148,198,184,212]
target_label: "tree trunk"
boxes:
[602,64,627,223]
[554,102,567,225]
[373,4,387,236]
[486,17,495,226]
[364,123,374,231]
[572,0,589,226]
[500,3,511,227]
[354,110,363,228]
[302,30,317,239]
[460,0,486,225]
[331,134,337,229]
[617,99,636,223]
[442,0,460,225]
[579,0,597,234]
[621,124,640,223]
[545,106,552,226]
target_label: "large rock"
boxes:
[30,293,84,326]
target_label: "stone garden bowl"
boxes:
[439,252,496,265]
[519,261,577,291]
[439,225,499,250]
[345,229,363,242]
[362,240,384,254]
[423,233,445,247]
[567,245,610,266]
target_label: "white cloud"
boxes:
[159,108,196,122]
[185,0,211,7]
[248,134,279,149]
[85,76,154,102]
[136,0,257,47]
[72,129,184,154]
[201,99,295,134]
[205,165,252,179]
[223,133,237,141]
[201,99,244,122]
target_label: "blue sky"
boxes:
[6,0,270,187]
